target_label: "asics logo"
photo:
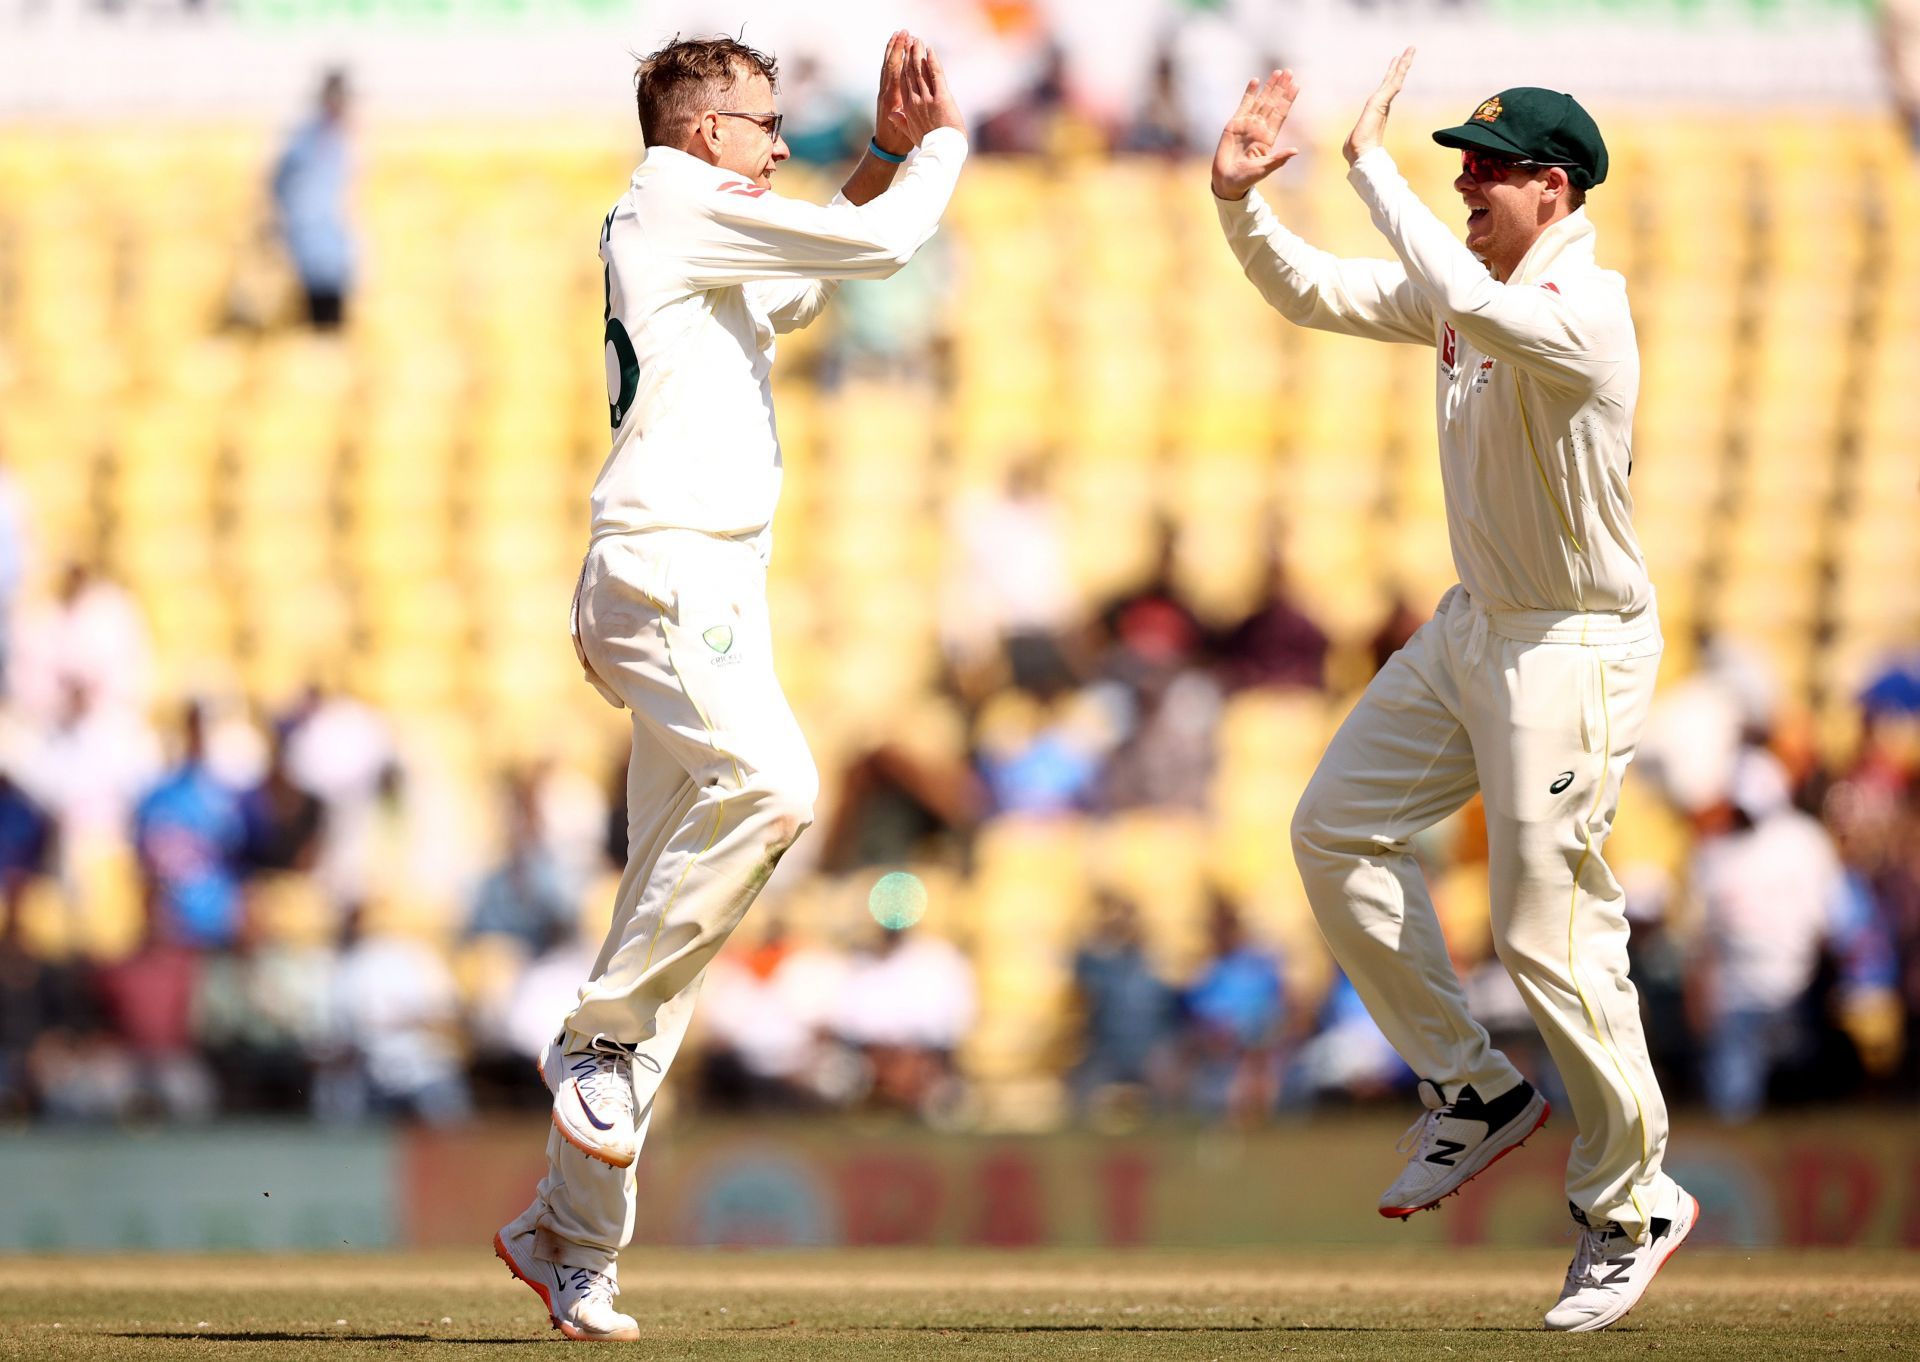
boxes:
[1549,771,1575,794]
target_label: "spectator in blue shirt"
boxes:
[1182,890,1285,1121]
[0,768,51,899]
[134,703,246,949]
[272,69,355,329]
[466,771,577,954]
[1070,889,1174,1114]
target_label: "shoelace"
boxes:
[571,1053,634,1119]
[1394,1109,1440,1161]
[566,1267,619,1308]
[1567,1226,1633,1292]
[1561,1224,1598,1294]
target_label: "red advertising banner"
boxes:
[404,1114,1920,1251]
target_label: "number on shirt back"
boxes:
[602,210,638,428]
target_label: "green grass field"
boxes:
[1,1247,1915,1360]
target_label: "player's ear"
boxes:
[1541,166,1570,202]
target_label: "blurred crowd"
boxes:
[0,470,1915,1131]
[0,17,1915,1136]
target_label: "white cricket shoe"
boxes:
[1378,1078,1549,1218]
[541,1033,637,1169]
[494,1215,640,1342]
[1544,1192,1699,1332]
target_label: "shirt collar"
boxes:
[1509,207,1596,286]
[632,143,733,189]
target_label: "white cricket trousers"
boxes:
[1291,585,1680,1239]
[527,529,817,1273]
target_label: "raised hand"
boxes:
[874,30,912,157]
[888,36,966,148]
[1211,70,1301,201]
[1344,46,1414,166]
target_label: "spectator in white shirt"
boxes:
[1689,749,1844,1122]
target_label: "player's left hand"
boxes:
[874,30,913,158]
[1344,46,1415,166]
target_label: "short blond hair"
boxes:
[635,36,779,146]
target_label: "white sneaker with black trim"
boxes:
[1544,1192,1699,1332]
[542,1033,637,1169]
[494,1214,640,1342]
[1378,1078,1550,1218]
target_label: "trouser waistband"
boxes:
[1450,585,1659,647]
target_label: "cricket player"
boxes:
[1212,52,1696,1331]
[494,32,966,1340]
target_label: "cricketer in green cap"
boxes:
[1298,46,1605,282]
[1427,83,1608,280]
[1211,50,1700,1335]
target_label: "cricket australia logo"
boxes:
[702,624,742,667]
[1472,96,1503,123]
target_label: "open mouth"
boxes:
[1466,206,1490,231]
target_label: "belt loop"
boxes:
[1463,596,1490,670]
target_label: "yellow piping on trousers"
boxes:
[1565,657,1655,1236]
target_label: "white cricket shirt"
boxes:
[1217,147,1650,617]
[590,129,969,557]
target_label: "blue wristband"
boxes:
[869,138,908,164]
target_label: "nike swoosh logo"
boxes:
[577,1094,616,1131]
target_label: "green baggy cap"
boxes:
[1432,88,1608,190]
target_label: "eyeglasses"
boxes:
[713,110,784,140]
[1459,148,1575,183]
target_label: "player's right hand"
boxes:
[1211,69,1301,200]
[888,36,965,147]
[873,30,913,158]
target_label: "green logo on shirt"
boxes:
[703,626,734,655]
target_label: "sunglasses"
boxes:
[1459,148,1575,183]
[714,110,784,140]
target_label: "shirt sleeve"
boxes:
[744,195,852,333]
[1346,147,1626,389]
[1214,186,1436,346]
[680,128,968,290]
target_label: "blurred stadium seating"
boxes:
[0,103,1915,1125]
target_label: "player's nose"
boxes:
[771,133,791,164]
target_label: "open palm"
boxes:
[1344,47,1415,165]
[1211,69,1300,201]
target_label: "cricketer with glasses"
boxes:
[492,31,966,1340]
[1211,52,1696,1331]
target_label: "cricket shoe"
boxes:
[1377,1078,1549,1218]
[1544,1192,1699,1332]
[493,1215,639,1342]
[541,1033,637,1169]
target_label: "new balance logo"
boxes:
[1426,1138,1467,1167]
[1595,1261,1633,1286]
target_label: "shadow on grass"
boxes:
[889,1324,1545,1335]
[109,1333,532,1344]
[112,1322,1556,1342]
